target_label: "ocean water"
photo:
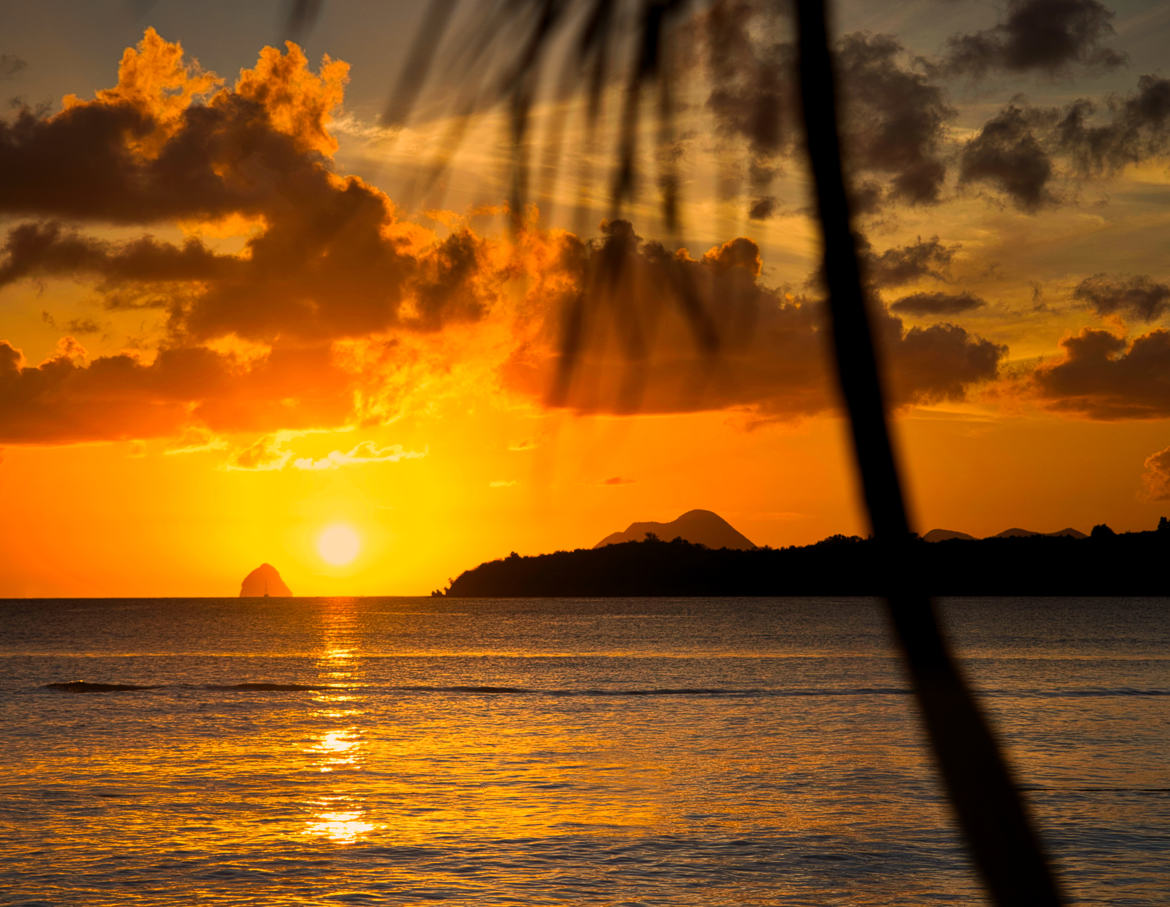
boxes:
[0,597,1167,906]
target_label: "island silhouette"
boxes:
[442,515,1170,597]
[239,563,292,597]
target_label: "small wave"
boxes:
[43,681,158,693]
[204,682,330,692]
[383,685,909,698]
[984,688,1170,699]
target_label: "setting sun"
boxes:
[317,525,361,566]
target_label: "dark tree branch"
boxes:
[793,0,1063,902]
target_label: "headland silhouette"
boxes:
[442,517,1170,597]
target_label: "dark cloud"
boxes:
[1033,328,1170,418]
[889,291,986,316]
[945,0,1124,77]
[860,236,957,288]
[703,16,952,214]
[1057,75,1170,175]
[961,74,1170,211]
[41,311,103,335]
[1141,446,1170,500]
[837,33,953,205]
[504,223,1005,418]
[0,337,356,443]
[1074,274,1170,322]
[0,222,233,288]
[959,104,1054,210]
[748,196,776,220]
[0,54,27,79]
[705,0,790,159]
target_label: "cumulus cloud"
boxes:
[1074,274,1170,322]
[0,338,355,443]
[945,0,1124,77]
[702,14,952,214]
[1033,328,1170,418]
[860,236,957,288]
[704,0,791,212]
[836,34,952,206]
[889,291,986,317]
[961,74,1170,210]
[1057,75,1170,175]
[0,31,1011,445]
[960,105,1055,210]
[0,30,489,343]
[1141,446,1170,500]
[503,223,1006,418]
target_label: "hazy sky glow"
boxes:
[2,0,1170,595]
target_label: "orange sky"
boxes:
[2,5,1170,596]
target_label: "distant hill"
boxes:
[990,527,1087,539]
[444,522,1170,597]
[594,509,756,550]
[240,563,292,597]
[923,529,976,542]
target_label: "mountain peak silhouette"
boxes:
[594,509,756,550]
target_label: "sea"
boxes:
[0,596,1167,906]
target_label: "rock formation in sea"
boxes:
[239,563,292,597]
[594,509,756,550]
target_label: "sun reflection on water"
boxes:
[305,799,376,844]
[304,599,374,840]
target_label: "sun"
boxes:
[317,524,361,566]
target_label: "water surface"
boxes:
[1,597,1167,905]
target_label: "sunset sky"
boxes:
[2,0,1170,596]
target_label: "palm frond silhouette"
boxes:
[287,0,1063,900]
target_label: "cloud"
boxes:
[0,222,234,289]
[1074,274,1170,322]
[961,74,1170,211]
[600,476,635,485]
[889,291,986,316]
[227,434,292,471]
[0,338,356,443]
[860,236,957,288]
[40,310,104,335]
[1141,446,1170,500]
[0,30,491,344]
[0,54,27,79]
[0,32,1009,445]
[960,104,1055,210]
[1033,328,1170,418]
[836,33,952,206]
[1056,75,1170,175]
[292,441,426,470]
[702,18,951,213]
[503,222,1006,418]
[945,0,1124,77]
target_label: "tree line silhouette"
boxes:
[443,520,1170,597]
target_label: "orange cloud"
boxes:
[1141,446,1170,500]
[0,31,1013,447]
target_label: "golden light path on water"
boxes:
[306,599,375,844]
